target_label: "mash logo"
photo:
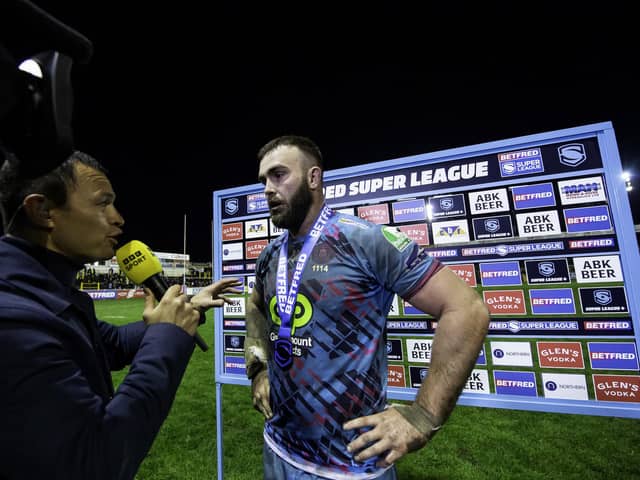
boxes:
[529,288,575,315]
[483,290,526,315]
[511,183,556,210]
[573,255,623,283]
[593,374,640,403]
[558,143,586,167]
[516,210,561,237]
[429,193,466,218]
[498,148,544,177]
[472,215,514,240]
[542,373,588,400]
[525,258,570,284]
[564,205,612,233]
[382,226,412,252]
[537,342,584,369]
[432,219,470,244]
[557,176,607,205]
[469,188,509,214]
[579,287,628,314]
[387,365,406,387]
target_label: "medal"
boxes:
[274,338,293,369]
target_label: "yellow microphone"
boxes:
[115,240,208,351]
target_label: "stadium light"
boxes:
[622,171,633,192]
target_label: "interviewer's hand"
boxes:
[142,284,201,336]
[343,406,427,467]
[251,369,272,420]
[190,277,243,312]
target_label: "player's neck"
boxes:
[289,200,324,239]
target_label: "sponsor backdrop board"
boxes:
[212,122,640,419]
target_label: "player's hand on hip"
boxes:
[251,369,273,420]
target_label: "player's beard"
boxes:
[270,181,312,232]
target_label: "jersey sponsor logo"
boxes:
[564,205,612,233]
[537,341,585,369]
[498,148,544,177]
[432,219,470,244]
[468,188,509,214]
[525,258,570,284]
[391,198,426,223]
[579,287,628,314]
[268,293,313,334]
[428,193,466,218]
[479,261,522,287]
[542,373,588,400]
[516,210,561,237]
[558,143,586,167]
[511,182,556,210]
[593,374,640,402]
[493,370,537,396]
[472,214,514,240]
[573,255,623,283]
[222,222,243,241]
[483,290,526,315]
[357,203,390,224]
[529,288,575,314]
[588,342,639,370]
[382,226,412,252]
[557,176,607,205]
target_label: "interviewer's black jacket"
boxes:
[0,235,195,480]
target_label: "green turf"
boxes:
[97,298,640,479]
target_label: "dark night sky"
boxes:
[16,3,640,261]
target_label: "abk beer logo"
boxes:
[498,148,544,177]
[542,373,588,400]
[537,341,584,369]
[529,288,575,315]
[472,215,514,240]
[573,255,623,283]
[593,374,640,403]
[357,203,390,224]
[493,370,538,396]
[483,290,527,315]
[432,219,470,244]
[224,297,246,317]
[579,287,628,314]
[428,193,466,218]
[558,143,586,167]
[516,210,561,238]
[387,365,406,387]
[564,205,612,233]
[406,339,433,363]
[448,264,477,286]
[468,188,509,215]
[524,258,570,284]
[222,222,243,241]
[557,176,607,205]
[392,198,426,223]
[511,182,556,210]
[463,370,490,394]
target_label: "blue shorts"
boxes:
[262,443,398,480]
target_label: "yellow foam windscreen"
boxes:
[115,240,162,284]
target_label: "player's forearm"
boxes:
[245,293,270,379]
[414,295,489,425]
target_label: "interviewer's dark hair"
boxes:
[257,135,324,169]
[0,150,105,232]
